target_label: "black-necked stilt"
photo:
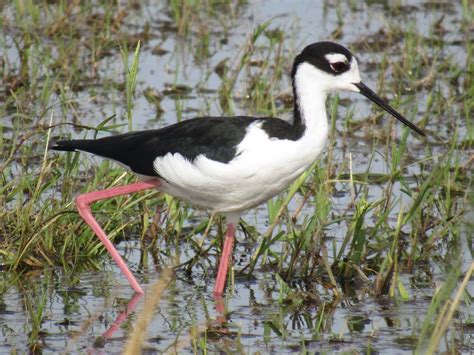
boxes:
[52,41,424,297]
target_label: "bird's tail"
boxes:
[50,139,97,153]
[50,131,160,176]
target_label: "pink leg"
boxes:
[213,223,236,297]
[75,179,162,294]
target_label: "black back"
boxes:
[52,116,304,176]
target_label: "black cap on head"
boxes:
[292,41,353,77]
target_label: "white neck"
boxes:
[293,63,330,145]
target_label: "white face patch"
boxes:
[324,53,349,64]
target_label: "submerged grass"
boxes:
[0,0,472,353]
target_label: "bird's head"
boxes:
[292,41,425,136]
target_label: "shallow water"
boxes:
[1,0,473,353]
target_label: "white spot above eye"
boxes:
[325,53,348,64]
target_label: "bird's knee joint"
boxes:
[75,194,91,209]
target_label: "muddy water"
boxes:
[1,1,472,353]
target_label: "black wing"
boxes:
[51,116,291,176]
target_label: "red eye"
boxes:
[330,61,348,73]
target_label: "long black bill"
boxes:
[354,82,425,137]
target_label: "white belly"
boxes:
[153,123,328,213]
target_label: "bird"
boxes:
[51,41,425,297]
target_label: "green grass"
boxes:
[0,1,472,353]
